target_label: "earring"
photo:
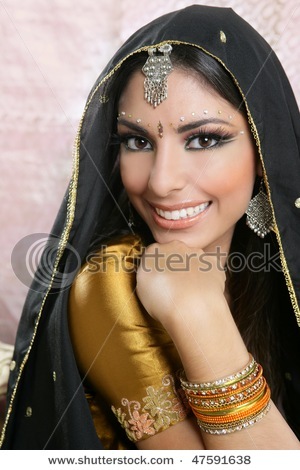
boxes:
[245,180,274,238]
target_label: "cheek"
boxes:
[120,156,151,195]
[202,144,256,197]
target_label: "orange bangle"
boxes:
[180,355,271,434]
[194,386,270,424]
[197,402,272,434]
[190,377,265,413]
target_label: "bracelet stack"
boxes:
[179,354,271,435]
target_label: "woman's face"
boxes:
[118,68,257,253]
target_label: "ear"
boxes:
[256,159,263,177]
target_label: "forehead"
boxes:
[118,68,236,116]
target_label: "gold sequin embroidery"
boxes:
[111,374,189,442]
[220,31,227,43]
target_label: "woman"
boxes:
[1,5,300,449]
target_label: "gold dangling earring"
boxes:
[245,179,274,238]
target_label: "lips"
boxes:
[154,202,210,221]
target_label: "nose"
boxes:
[147,143,187,197]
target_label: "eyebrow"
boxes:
[117,117,235,135]
[177,118,235,133]
[117,118,149,134]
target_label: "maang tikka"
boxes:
[142,44,173,108]
[245,179,274,238]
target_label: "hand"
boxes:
[136,240,248,380]
[136,240,226,325]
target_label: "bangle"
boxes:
[190,376,265,412]
[197,401,272,435]
[183,363,262,400]
[179,354,256,391]
[179,354,271,434]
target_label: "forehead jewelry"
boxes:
[157,121,163,138]
[142,43,173,108]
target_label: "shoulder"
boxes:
[72,234,144,289]
[69,233,145,312]
[79,233,144,278]
[68,233,148,367]
[95,233,144,256]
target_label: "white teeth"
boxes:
[172,210,180,220]
[155,202,209,220]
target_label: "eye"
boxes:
[185,134,220,150]
[124,136,152,151]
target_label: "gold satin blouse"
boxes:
[68,234,189,449]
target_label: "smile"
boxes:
[154,202,210,220]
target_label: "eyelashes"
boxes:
[184,127,236,150]
[111,133,152,151]
[114,126,237,151]
[111,133,125,146]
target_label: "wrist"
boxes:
[161,299,249,383]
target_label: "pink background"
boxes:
[1,0,299,344]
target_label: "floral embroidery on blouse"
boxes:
[111,373,189,442]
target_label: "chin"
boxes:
[150,228,202,248]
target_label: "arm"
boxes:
[136,241,300,449]
[68,236,202,449]
[137,415,204,450]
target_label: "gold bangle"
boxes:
[179,353,271,434]
[194,385,267,418]
[197,402,271,434]
[184,364,262,399]
[194,385,270,423]
[187,369,264,405]
[179,354,256,391]
[190,377,265,412]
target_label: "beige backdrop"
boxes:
[1,0,299,343]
